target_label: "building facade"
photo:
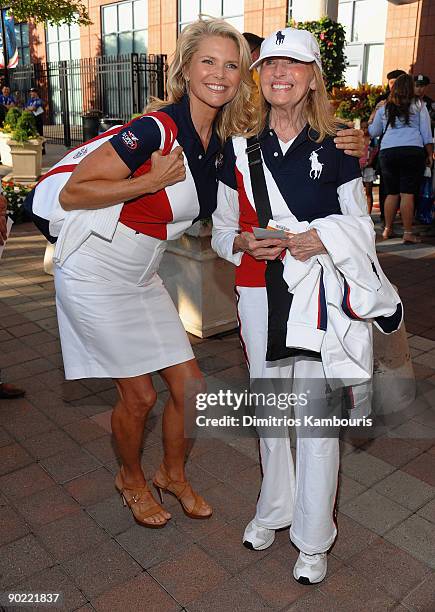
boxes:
[21,0,434,95]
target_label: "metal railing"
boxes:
[9,53,167,147]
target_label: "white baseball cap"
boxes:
[250,27,322,72]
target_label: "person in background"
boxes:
[369,74,433,243]
[243,32,264,94]
[0,86,16,109]
[243,32,264,64]
[25,88,44,129]
[414,74,435,127]
[360,120,377,214]
[0,195,26,399]
[25,88,45,153]
[371,70,407,223]
[374,69,407,107]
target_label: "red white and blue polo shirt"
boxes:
[216,123,363,288]
[110,94,221,240]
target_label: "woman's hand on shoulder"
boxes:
[334,125,365,158]
[233,231,284,260]
[147,145,186,193]
[286,229,327,262]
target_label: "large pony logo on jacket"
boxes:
[309,148,324,179]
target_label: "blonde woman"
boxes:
[57,19,256,528]
[212,28,399,584]
[57,20,362,531]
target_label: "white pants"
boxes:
[236,286,339,554]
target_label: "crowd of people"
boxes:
[1,16,433,590]
[0,82,45,138]
[360,69,434,239]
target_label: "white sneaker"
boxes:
[293,551,327,584]
[242,519,275,551]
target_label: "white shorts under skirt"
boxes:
[54,222,194,380]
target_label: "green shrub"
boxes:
[333,83,384,122]
[11,111,39,143]
[289,17,346,92]
[3,107,22,132]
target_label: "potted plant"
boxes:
[0,107,22,165]
[8,111,45,182]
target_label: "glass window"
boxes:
[133,0,147,29]
[59,41,70,60]
[364,43,384,85]
[225,16,243,32]
[103,5,118,33]
[15,23,31,66]
[102,1,148,57]
[22,47,30,65]
[344,64,360,88]
[47,43,59,62]
[202,0,221,17]
[118,2,133,31]
[353,0,387,43]
[134,29,147,53]
[223,0,243,14]
[119,31,133,54]
[180,1,200,23]
[58,23,70,41]
[71,39,81,60]
[70,22,80,40]
[338,2,353,43]
[104,33,118,56]
[179,0,244,30]
[46,24,58,43]
[45,20,81,62]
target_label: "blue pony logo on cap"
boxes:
[276,31,285,45]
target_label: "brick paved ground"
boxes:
[0,176,434,610]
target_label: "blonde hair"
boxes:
[250,63,340,142]
[146,19,256,143]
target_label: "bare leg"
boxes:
[364,182,373,215]
[160,359,203,479]
[112,374,171,524]
[400,193,421,242]
[399,193,416,233]
[382,194,400,238]
[156,359,212,516]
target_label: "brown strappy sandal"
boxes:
[402,231,422,244]
[153,463,213,519]
[115,470,169,528]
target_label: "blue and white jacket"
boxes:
[212,128,403,386]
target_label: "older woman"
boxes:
[52,20,362,532]
[212,28,401,584]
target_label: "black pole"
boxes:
[0,4,8,83]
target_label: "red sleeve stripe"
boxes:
[37,164,77,185]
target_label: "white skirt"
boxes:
[54,222,194,380]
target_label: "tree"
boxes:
[7,0,91,26]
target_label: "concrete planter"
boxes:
[159,221,237,338]
[0,131,13,166]
[8,137,45,182]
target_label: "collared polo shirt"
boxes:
[110,94,221,240]
[217,123,363,286]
